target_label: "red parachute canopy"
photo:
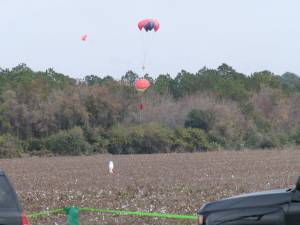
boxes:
[138,19,160,32]
[135,79,150,92]
[81,34,88,41]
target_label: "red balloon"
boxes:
[135,79,150,92]
[81,34,88,41]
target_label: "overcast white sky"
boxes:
[1,0,300,79]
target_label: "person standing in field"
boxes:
[108,160,115,174]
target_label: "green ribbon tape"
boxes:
[28,207,198,221]
[80,208,198,220]
[28,208,64,218]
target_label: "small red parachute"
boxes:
[138,19,160,32]
[81,34,88,41]
[135,79,151,92]
[138,103,144,110]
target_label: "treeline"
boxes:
[0,63,299,157]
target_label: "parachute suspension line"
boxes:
[136,19,158,124]
[141,31,148,76]
[135,80,150,124]
[139,95,143,124]
[141,31,156,77]
[138,18,159,76]
[142,46,147,76]
[139,93,145,124]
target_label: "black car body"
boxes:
[197,177,300,225]
[0,169,28,225]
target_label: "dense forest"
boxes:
[0,63,299,157]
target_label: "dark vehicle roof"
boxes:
[0,170,21,211]
[199,188,292,214]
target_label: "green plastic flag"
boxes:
[64,207,79,225]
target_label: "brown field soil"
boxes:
[1,149,300,225]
